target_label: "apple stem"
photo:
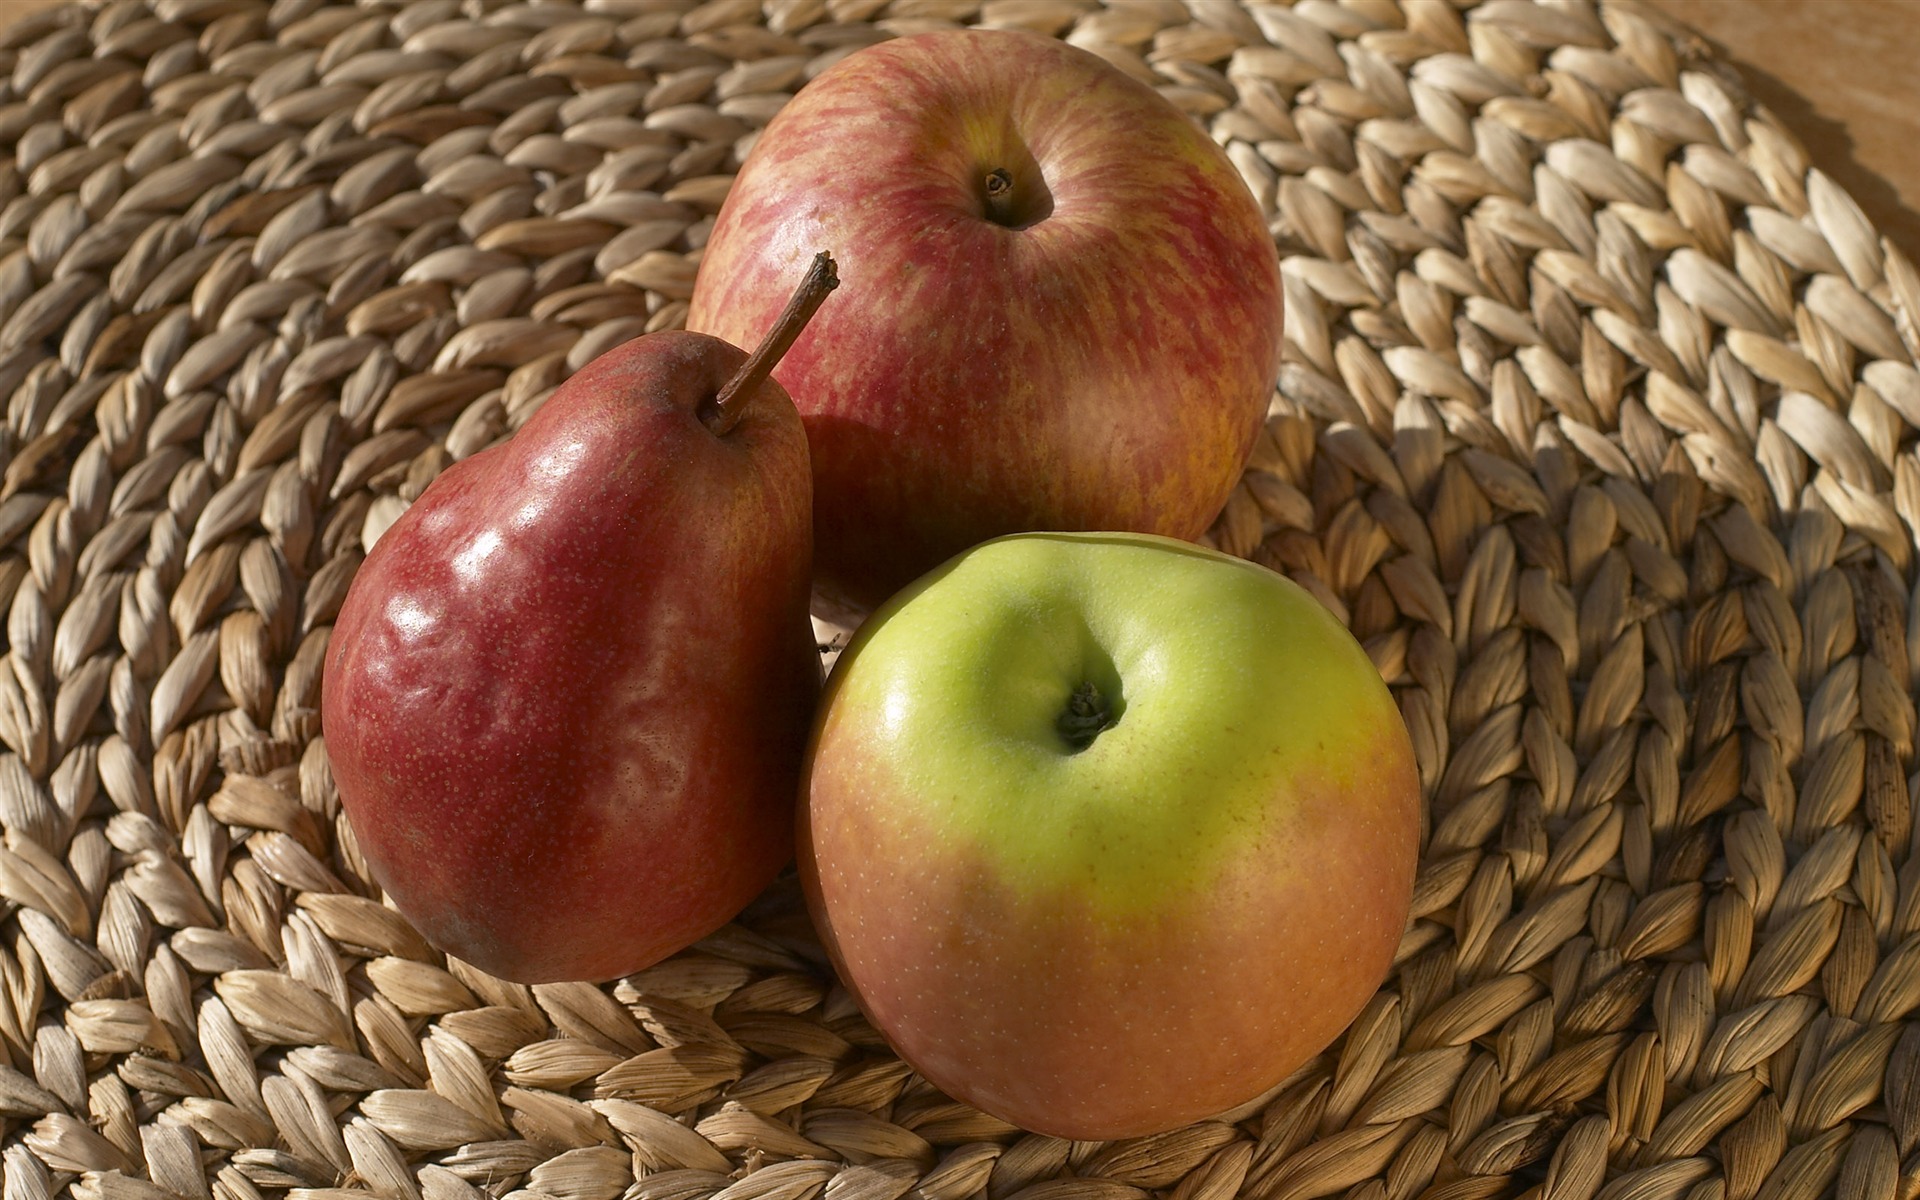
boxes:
[1057,681,1114,752]
[704,251,839,436]
[983,168,1018,225]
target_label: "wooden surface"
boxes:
[0,0,1917,253]
[1647,0,1920,258]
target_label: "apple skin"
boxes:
[322,331,819,984]
[798,533,1420,1138]
[688,30,1284,615]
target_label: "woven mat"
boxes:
[0,1,1915,1199]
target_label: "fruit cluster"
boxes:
[322,30,1420,1139]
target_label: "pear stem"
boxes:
[705,251,838,436]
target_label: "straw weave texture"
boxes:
[0,1,1915,1199]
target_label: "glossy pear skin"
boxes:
[689,29,1285,614]
[322,331,819,983]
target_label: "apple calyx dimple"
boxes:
[979,163,1051,229]
[1056,680,1116,753]
[700,250,839,437]
[983,168,1018,225]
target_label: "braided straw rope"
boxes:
[0,1,1915,1198]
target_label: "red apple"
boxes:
[688,29,1283,615]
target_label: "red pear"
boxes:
[322,257,837,983]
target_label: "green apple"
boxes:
[798,533,1421,1138]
